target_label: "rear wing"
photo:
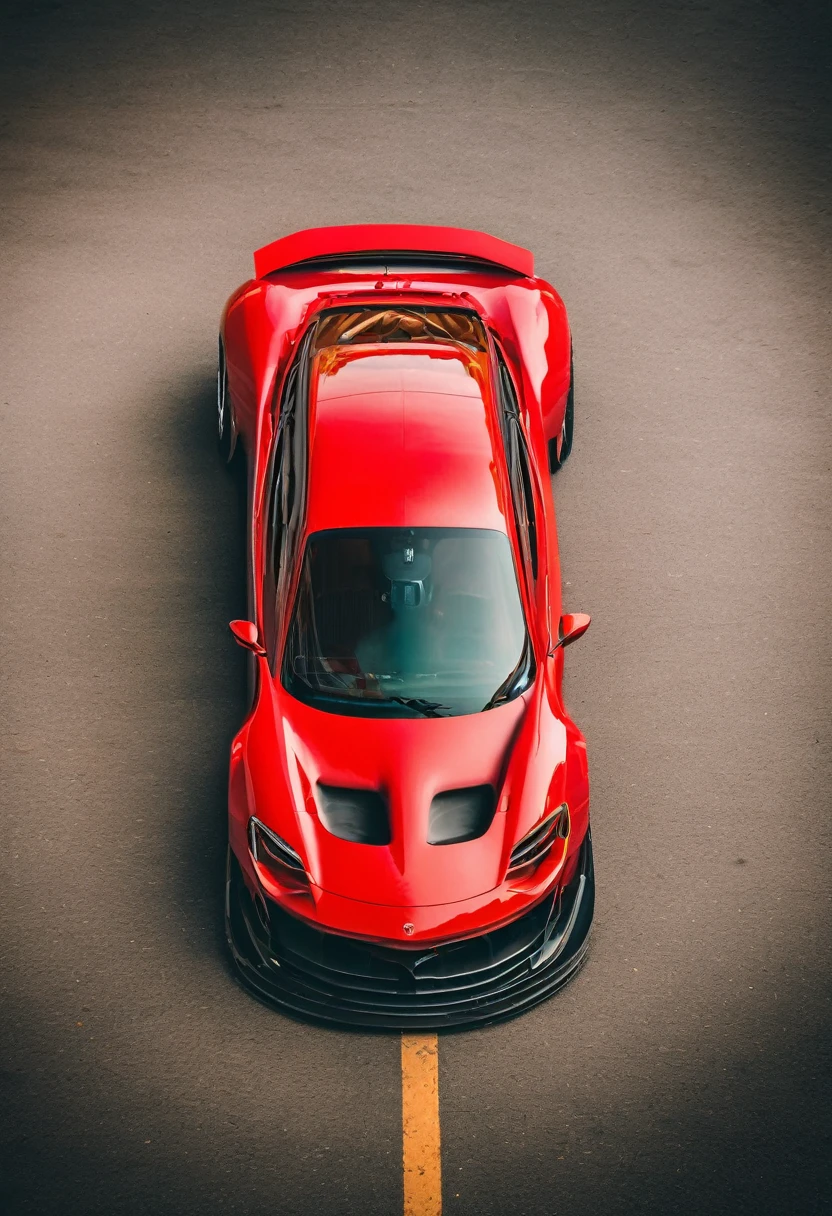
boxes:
[253,224,534,279]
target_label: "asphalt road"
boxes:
[1,2,830,1213]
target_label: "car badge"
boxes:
[403,922,415,936]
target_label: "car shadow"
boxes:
[139,368,249,970]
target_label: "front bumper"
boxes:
[225,832,594,1030]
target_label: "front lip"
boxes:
[225,830,594,1031]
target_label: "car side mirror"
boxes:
[229,619,266,656]
[551,612,591,652]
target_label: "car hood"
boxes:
[244,676,568,908]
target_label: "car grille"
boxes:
[226,833,593,1030]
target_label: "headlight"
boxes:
[248,816,307,876]
[508,803,569,873]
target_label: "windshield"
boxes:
[282,528,531,717]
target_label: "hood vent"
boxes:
[428,785,496,846]
[317,784,391,845]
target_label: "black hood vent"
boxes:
[316,784,390,845]
[428,785,496,845]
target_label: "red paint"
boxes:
[253,223,534,279]
[222,228,589,947]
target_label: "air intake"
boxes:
[316,785,391,845]
[428,785,496,845]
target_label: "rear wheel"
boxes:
[549,350,574,473]
[217,338,236,465]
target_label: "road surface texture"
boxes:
[1,2,830,1214]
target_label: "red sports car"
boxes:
[219,225,592,1028]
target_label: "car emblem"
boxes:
[403,922,415,936]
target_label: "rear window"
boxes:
[313,306,488,352]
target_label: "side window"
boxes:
[263,366,298,663]
[496,353,539,582]
[267,430,294,585]
[263,324,315,668]
[511,424,539,580]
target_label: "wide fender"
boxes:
[503,279,572,445]
[498,680,568,866]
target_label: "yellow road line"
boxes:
[401,1033,442,1216]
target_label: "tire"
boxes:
[217,338,236,465]
[549,349,574,473]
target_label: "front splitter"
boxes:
[225,832,594,1031]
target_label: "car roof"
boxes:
[304,341,509,534]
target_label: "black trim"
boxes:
[226,832,594,1030]
[274,252,526,277]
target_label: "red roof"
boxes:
[305,343,508,533]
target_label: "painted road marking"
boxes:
[401,1033,442,1216]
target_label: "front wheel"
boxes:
[217,339,236,465]
[549,350,574,473]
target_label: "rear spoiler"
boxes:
[253,224,534,279]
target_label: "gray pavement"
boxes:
[1,2,830,1213]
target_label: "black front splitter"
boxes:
[225,832,594,1031]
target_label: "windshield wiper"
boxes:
[481,642,533,712]
[388,696,452,718]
